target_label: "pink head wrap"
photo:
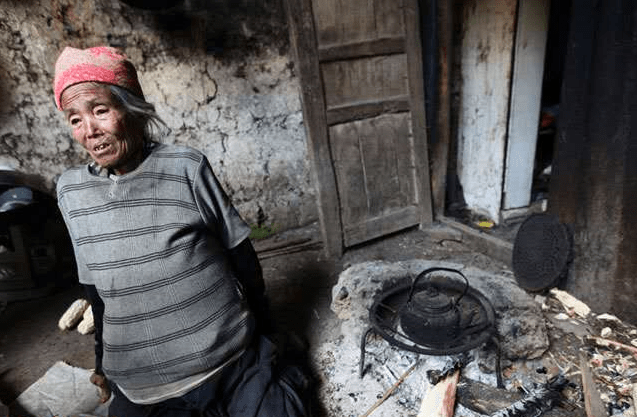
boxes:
[53,46,144,110]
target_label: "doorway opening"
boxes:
[531,0,572,204]
[443,0,574,244]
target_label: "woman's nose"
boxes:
[85,117,100,137]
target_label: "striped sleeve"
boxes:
[56,171,94,285]
[192,156,251,249]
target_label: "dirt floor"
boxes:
[8,218,623,417]
[0,221,513,408]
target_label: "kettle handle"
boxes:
[408,267,469,305]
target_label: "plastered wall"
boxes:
[0,0,318,231]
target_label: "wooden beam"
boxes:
[284,0,343,257]
[438,217,513,268]
[326,96,410,125]
[318,37,405,63]
[404,0,434,227]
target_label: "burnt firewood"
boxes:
[490,374,569,417]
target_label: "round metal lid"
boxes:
[512,213,571,292]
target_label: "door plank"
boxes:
[311,0,339,45]
[393,114,417,207]
[319,37,405,63]
[331,113,419,245]
[359,114,415,215]
[344,206,420,247]
[312,0,405,46]
[321,54,409,108]
[340,0,377,43]
[359,117,403,216]
[326,96,410,126]
[374,0,405,37]
[329,122,368,226]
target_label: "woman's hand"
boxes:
[89,372,112,403]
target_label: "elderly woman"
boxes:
[53,46,309,417]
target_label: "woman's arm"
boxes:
[227,238,273,335]
[83,284,111,403]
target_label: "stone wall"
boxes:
[0,0,318,231]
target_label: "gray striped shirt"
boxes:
[57,143,253,390]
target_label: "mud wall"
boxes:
[0,0,318,231]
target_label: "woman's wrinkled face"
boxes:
[61,83,143,175]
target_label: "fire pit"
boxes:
[315,260,552,417]
[361,267,496,376]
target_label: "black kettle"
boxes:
[399,267,469,346]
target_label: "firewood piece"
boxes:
[587,336,637,359]
[417,369,460,417]
[550,289,591,318]
[596,313,622,323]
[579,353,609,417]
[490,374,569,417]
[58,299,89,330]
[457,376,573,417]
[457,377,524,414]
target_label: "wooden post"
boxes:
[430,0,453,219]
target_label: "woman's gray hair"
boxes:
[108,84,169,142]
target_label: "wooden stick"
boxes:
[360,361,420,417]
[589,336,637,358]
[580,353,609,417]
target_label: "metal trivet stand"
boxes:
[360,267,497,378]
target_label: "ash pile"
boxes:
[311,260,637,417]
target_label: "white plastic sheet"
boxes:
[11,361,110,417]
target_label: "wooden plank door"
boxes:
[286,0,432,255]
[503,0,550,210]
